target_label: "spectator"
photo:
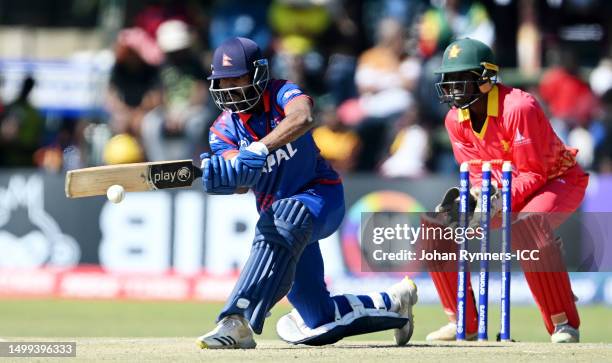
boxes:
[379,106,429,178]
[320,0,365,106]
[0,76,45,167]
[594,89,612,172]
[312,102,361,173]
[0,77,4,117]
[362,0,428,36]
[268,0,332,95]
[106,27,163,137]
[589,57,612,97]
[418,0,494,59]
[268,0,331,56]
[133,0,193,40]
[539,48,600,169]
[35,117,86,172]
[539,49,599,129]
[209,0,271,51]
[416,0,495,140]
[342,17,419,170]
[355,17,417,119]
[140,19,209,161]
[516,0,541,77]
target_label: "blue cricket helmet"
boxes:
[208,37,269,113]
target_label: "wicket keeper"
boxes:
[427,38,588,343]
[196,37,418,349]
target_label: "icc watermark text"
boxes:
[372,249,539,262]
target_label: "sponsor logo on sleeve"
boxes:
[282,89,301,100]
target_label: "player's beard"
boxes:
[229,86,260,113]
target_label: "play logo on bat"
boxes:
[177,167,191,182]
[149,161,197,189]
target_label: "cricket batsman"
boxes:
[425,38,589,343]
[195,37,418,349]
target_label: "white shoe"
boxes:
[196,315,257,349]
[551,324,580,343]
[425,322,477,341]
[387,277,419,346]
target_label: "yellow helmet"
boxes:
[103,134,144,165]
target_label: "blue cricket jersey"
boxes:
[208,79,341,211]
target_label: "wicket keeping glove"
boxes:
[434,187,477,226]
[200,153,237,194]
[232,142,268,187]
[469,183,502,227]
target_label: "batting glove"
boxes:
[233,142,268,187]
[200,152,237,194]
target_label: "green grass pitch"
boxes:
[0,299,610,362]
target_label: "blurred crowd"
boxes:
[1,0,612,178]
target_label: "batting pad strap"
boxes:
[369,293,388,310]
[333,301,342,321]
[344,294,365,315]
[277,308,407,346]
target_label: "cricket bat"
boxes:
[65,159,203,198]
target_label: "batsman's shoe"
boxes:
[387,277,419,345]
[551,324,580,343]
[425,322,477,341]
[196,315,257,349]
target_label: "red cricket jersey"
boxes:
[445,84,578,209]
